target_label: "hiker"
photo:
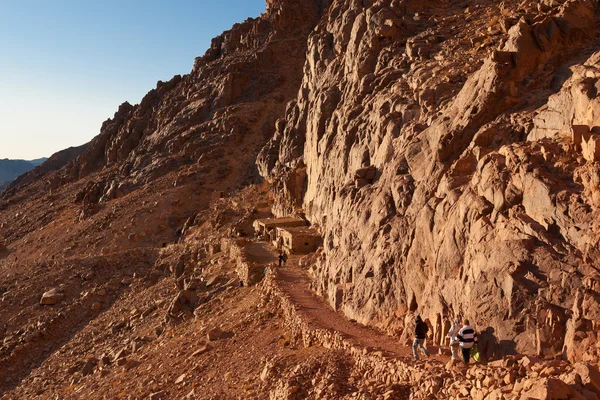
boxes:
[278,252,287,267]
[457,319,478,363]
[447,318,461,360]
[413,315,430,361]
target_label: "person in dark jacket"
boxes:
[413,315,430,361]
[278,253,286,267]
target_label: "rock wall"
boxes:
[259,0,600,361]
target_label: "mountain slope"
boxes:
[0,1,326,395]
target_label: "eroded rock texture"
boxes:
[258,0,600,362]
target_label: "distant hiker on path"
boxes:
[278,252,287,267]
[413,315,430,361]
[447,318,461,360]
[457,319,478,363]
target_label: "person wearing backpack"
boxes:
[413,315,430,361]
[457,319,478,363]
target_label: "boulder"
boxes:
[582,134,600,163]
[519,378,571,399]
[81,360,95,376]
[123,359,141,371]
[573,363,600,395]
[40,288,65,305]
[207,327,223,342]
[191,344,212,356]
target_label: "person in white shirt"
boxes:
[446,319,461,361]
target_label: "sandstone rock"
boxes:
[207,327,223,342]
[184,389,196,400]
[482,375,495,388]
[582,134,600,163]
[445,358,458,371]
[204,274,222,287]
[519,378,571,399]
[40,288,65,305]
[504,370,517,385]
[149,391,166,400]
[67,364,79,375]
[98,353,111,367]
[81,360,95,376]
[123,359,141,371]
[166,290,198,321]
[112,348,128,361]
[486,388,504,400]
[573,363,600,395]
[116,357,128,367]
[488,360,505,368]
[191,344,212,356]
[258,0,600,365]
[521,356,541,370]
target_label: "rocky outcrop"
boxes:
[259,0,600,362]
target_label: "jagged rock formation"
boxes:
[259,0,600,362]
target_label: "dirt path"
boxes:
[253,242,449,364]
[245,241,280,264]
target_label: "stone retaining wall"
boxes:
[222,238,268,286]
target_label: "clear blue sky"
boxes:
[0,0,266,159]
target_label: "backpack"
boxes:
[471,347,480,362]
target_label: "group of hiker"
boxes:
[413,315,478,363]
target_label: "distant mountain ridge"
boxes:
[0,157,47,189]
[28,158,47,167]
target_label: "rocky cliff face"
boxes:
[259,0,600,362]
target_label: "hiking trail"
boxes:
[253,241,449,364]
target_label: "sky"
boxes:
[0,0,266,160]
